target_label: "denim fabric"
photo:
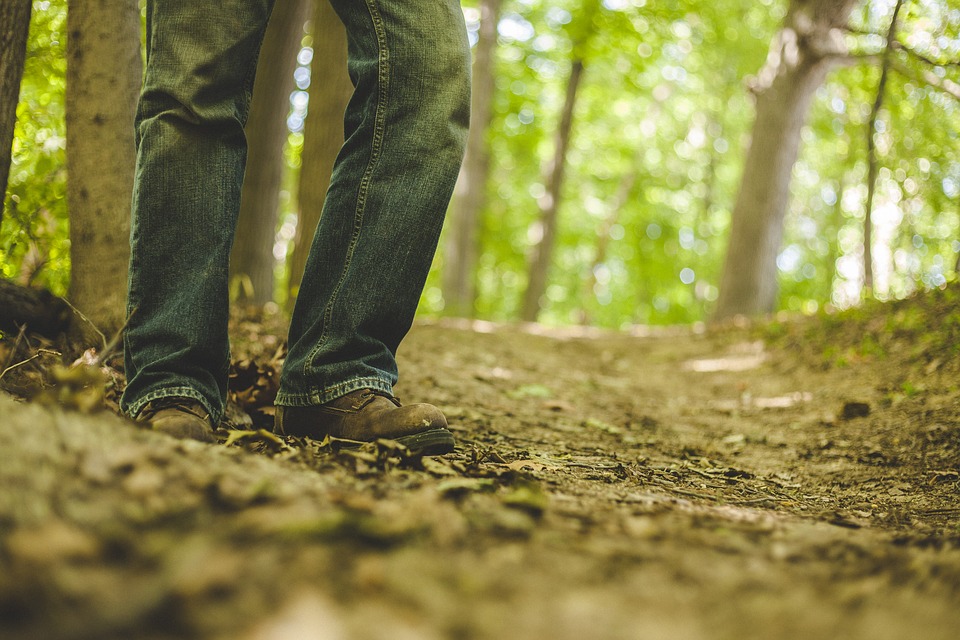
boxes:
[121,0,470,422]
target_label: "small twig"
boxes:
[684,466,718,480]
[863,0,905,294]
[840,24,881,38]
[59,297,107,352]
[920,508,960,516]
[565,462,621,470]
[93,307,136,367]
[0,348,62,381]
[2,324,29,372]
[892,40,960,69]
[736,496,778,505]
[890,60,960,103]
[666,487,717,501]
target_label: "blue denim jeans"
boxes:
[121,0,470,422]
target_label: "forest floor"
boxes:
[2,289,960,639]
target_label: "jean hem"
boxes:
[275,376,394,407]
[124,387,221,424]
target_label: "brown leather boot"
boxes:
[137,398,218,443]
[274,389,454,456]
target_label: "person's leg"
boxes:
[276,0,470,410]
[121,0,274,425]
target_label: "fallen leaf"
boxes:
[507,460,546,472]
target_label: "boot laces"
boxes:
[355,389,402,409]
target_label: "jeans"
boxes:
[121,0,470,422]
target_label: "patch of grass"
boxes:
[756,283,960,373]
[900,381,923,397]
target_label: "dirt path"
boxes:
[1,316,959,639]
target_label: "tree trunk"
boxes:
[65,0,141,339]
[579,166,638,325]
[863,0,904,298]
[230,0,311,307]
[520,59,585,323]
[0,0,32,230]
[826,179,845,300]
[288,0,352,305]
[0,278,71,338]
[712,0,857,321]
[442,0,502,318]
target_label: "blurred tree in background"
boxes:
[64,0,140,337]
[231,0,312,307]
[1,0,958,331]
[0,0,33,222]
[713,0,860,320]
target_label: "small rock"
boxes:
[840,402,870,420]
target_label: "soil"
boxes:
[1,298,959,639]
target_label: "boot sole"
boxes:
[394,428,456,456]
[276,423,455,456]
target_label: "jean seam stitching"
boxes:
[276,376,393,406]
[126,386,218,422]
[302,0,390,382]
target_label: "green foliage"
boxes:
[765,281,960,373]
[777,0,960,314]
[2,0,68,294]
[4,0,959,330]
[425,0,780,326]
[423,0,960,327]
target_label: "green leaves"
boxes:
[425,0,960,326]
[5,0,959,325]
[3,0,68,293]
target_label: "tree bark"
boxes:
[288,0,352,305]
[712,0,857,321]
[520,59,585,323]
[0,0,32,231]
[65,0,140,338]
[230,0,311,307]
[442,0,502,318]
[0,278,71,338]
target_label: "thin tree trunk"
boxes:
[826,179,845,300]
[65,0,140,338]
[579,166,638,325]
[863,0,904,298]
[520,59,585,322]
[288,0,352,305]
[713,0,858,321]
[955,195,960,276]
[231,0,310,307]
[700,121,721,228]
[442,0,502,318]
[0,0,32,231]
